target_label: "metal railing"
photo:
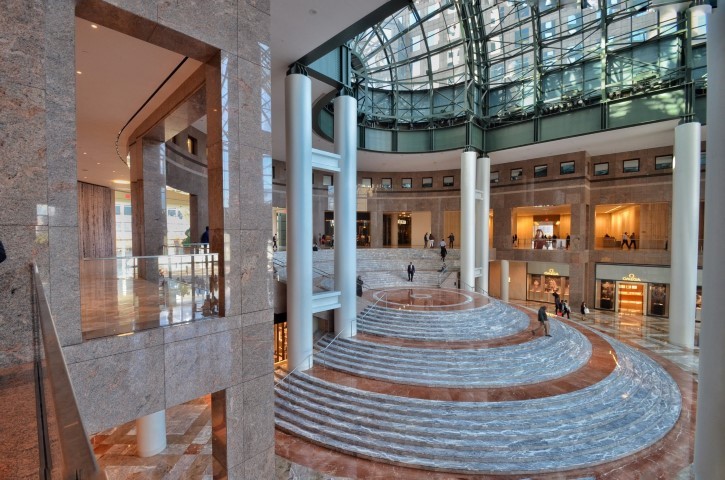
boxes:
[32,265,107,480]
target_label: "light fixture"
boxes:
[91,24,98,29]
[76,70,82,75]
[112,179,130,185]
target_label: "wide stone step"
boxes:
[274,336,680,473]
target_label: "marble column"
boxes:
[500,260,510,302]
[391,216,399,247]
[136,410,167,457]
[285,73,313,370]
[476,156,491,294]
[695,6,725,479]
[460,151,477,291]
[669,121,701,348]
[333,93,357,337]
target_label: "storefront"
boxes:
[527,262,570,305]
[594,264,702,317]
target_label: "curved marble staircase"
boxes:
[274,293,682,475]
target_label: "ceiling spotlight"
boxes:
[76,70,82,75]
[91,24,98,29]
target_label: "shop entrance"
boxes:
[617,282,645,314]
[382,213,412,247]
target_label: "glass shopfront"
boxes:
[594,264,700,317]
[527,262,569,305]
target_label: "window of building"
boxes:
[381,178,392,189]
[361,177,372,187]
[402,178,412,188]
[322,174,333,186]
[443,176,454,186]
[422,177,433,188]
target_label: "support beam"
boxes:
[460,150,477,291]
[285,73,313,371]
[334,93,358,337]
[695,6,725,479]
[669,121,701,349]
[476,155,491,294]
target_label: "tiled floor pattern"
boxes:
[92,396,223,479]
[90,302,699,479]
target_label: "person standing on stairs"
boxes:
[407,261,415,282]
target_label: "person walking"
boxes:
[407,262,415,281]
[532,305,551,337]
[622,232,630,249]
[561,300,571,319]
[424,232,429,249]
[272,233,277,252]
[448,233,455,248]
[429,233,435,248]
[552,289,561,315]
[200,226,210,244]
[629,232,637,250]
[580,301,589,316]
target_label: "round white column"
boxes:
[500,260,509,302]
[460,151,477,291]
[669,121,701,348]
[136,410,166,457]
[695,6,725,479]
[285,73,313,370]
[476,156,491,294]
[333,93,358,337]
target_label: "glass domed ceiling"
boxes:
[348,0,705,125]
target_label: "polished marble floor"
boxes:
[90,292,699,479]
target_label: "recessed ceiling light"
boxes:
[76,70,82,75]
[83,152,87,155]
[96,162,100,165]
[112,179,131,185]
[91,24,98,29]
[112,170,116,173]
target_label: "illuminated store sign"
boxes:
[544,268,560,276]
[622,273,641,281]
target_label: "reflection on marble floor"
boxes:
[80,258,218,340]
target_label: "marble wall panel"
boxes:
[242,373,274,459]
[0,225,49,368]
[241,317,273,381]
[245,0,270,14]
[238,58,272,151]
[0,81,48,227]
[240,230,273,313]
[237,2,270,67]
[48,226,81,346]
[62,328,163,364]
[157,0,238,53]
[69,345,165,434]
[0,1,45,90]
[240,147,273,231]
[164,328,244,407]
[162,315,241,344]
[224,232,243,317]
[227,446,274,480]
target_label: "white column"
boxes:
[695,6,725,479]
[285,73,313,370]
[136,410,166,457]
[334,93,358,337]
[669,121,701,348]
[476,156,491,294]
[460,151,477,291]
[500,260,509,302]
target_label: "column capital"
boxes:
[286,63,308,76]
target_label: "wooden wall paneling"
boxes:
[78,182,115,258]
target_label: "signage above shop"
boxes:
[622,273,641,282]
[544,268,560,276]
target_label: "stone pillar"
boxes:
[669,121,701,348]
[390,216,399,247]
[130,138,167,257]
[333,93,357,337]
[476,156,491,294]
[285,73,313,370]
[695,6,725,479]
[136,410,167,457]
[500,260,509,302]
[460,151,477,291]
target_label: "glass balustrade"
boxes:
[81,253,219,339]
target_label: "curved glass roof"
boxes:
[348,0,706,125]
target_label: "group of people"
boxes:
[424,232,455,250]
[621,231,637,249]
[533,296,590,337]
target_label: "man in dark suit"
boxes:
[407,262,415,281]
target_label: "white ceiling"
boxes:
[77,2,701,190]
